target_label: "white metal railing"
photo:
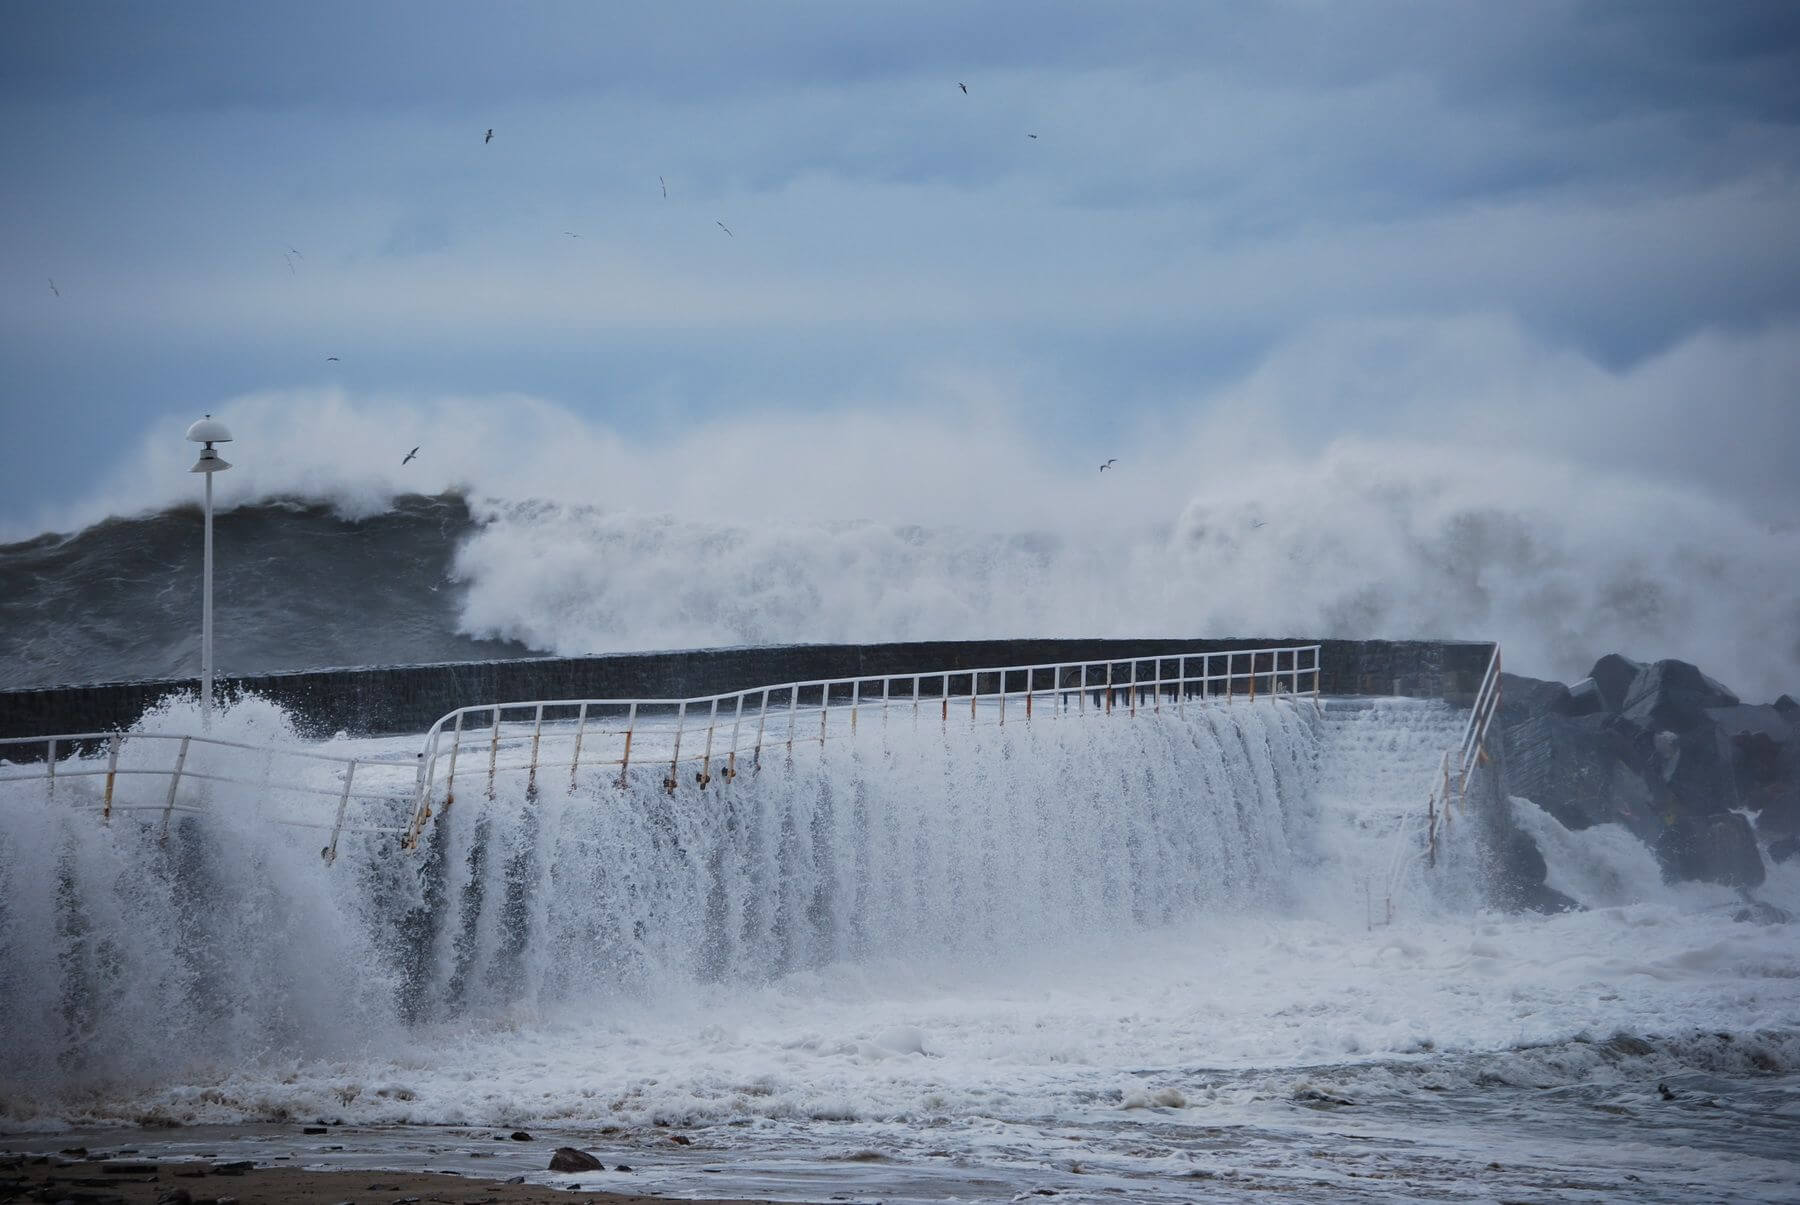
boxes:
[1425,642,1502,868]
[402,645,1325,848]
[0,731,417,862]
[1371,643,1503,923]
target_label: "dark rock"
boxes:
[1774,694,1798,720]
[1503,712,1657,838]
[547,1148,602,1173]
[1499,673,1572,725]
[1654,723,1741,815]
[1590,654,1645,713]
[1606,1034,1655,1057]
[668,1135,691,1145]
[1733,900,1792,925]
[1655,812,1765,888]
[211,1162,252,1176]
[509,1131,533,1142]
[1566,677,1603,717]
[1622,659,1739,732]
[154,1190,190,1205]
[302,1126,328,1135]
[614,1164,633,1172]
[1769,835,1800,864]
[503,1176,525,1185]
[1488,828,1581,913]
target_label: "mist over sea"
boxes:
[3,392,1797,697]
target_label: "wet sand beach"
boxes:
[1,1156,811,1205]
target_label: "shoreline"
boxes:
[0,1156,814,1204]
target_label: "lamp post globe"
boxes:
[186,415,234,725]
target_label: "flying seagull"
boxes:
[958,82,967,94]
[716,220,733,237]
[326,356,339,361]
[563,231,581,238]
[1100,458,1117,472]
[48,277,59,297]
[484,128,493,144]
[402,446,420,465]
[659,175,667,198]
[1250,520,1266,529]
[1028,133,1039,139]
[287,246,302,258]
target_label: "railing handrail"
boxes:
[0,728,416,862]
[412,643,1325,746]
[402,644,1328,848]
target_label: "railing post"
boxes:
[1249,651,1257,701]
[163,735,191,840]
[570,702,589,791]
[820,683,830,746]
[619,702,637,789]
[445,710,464,808]
[753,689,769,770]
[1025,667,1033,722]
[1177,657,1186,716]
[1079,664,1087,714]
[1105,662,1114,713]
[102,734,122,823]
[487,705,502,799]
[45,738,57,804]
[787,685,799,756]
[666,701,687,793]
[941,673,950,727]
[526,703,545,801]
[1129,659,1138,717]
[851,679,860,736]
[999,670,1006,726]
[699,698,718,788]
[323,761,356,865]
[726,694,744,782]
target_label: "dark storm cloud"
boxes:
[2,1,1799,525]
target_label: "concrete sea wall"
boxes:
[0,637,1496,745]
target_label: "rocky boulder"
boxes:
[1498,673,1572,728]
[1495,652,1791,894]
[1589,653,1645,714]
[1565,676,1604,717]
[1653,811,1765,889]
[1489,825,1581,914]
[1708,704,1800,835]
[1621,659,1740,732]
[549,1147,604,1173]
[1503,712,1656,839]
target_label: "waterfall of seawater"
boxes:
[1,700,1318,1113]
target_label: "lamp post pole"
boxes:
[186,415,234,727]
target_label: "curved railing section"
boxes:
[0,731,417,861]
[402,645,1325,848]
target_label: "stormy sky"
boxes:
[3,0,1798,533]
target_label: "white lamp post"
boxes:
[186,415,234,725]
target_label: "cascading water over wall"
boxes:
[0,698,1318,1115]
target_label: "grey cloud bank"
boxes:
[2,0,1798,527]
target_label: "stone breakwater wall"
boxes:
[0,637,1494,744]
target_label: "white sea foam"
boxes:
[19,389,1792,696]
